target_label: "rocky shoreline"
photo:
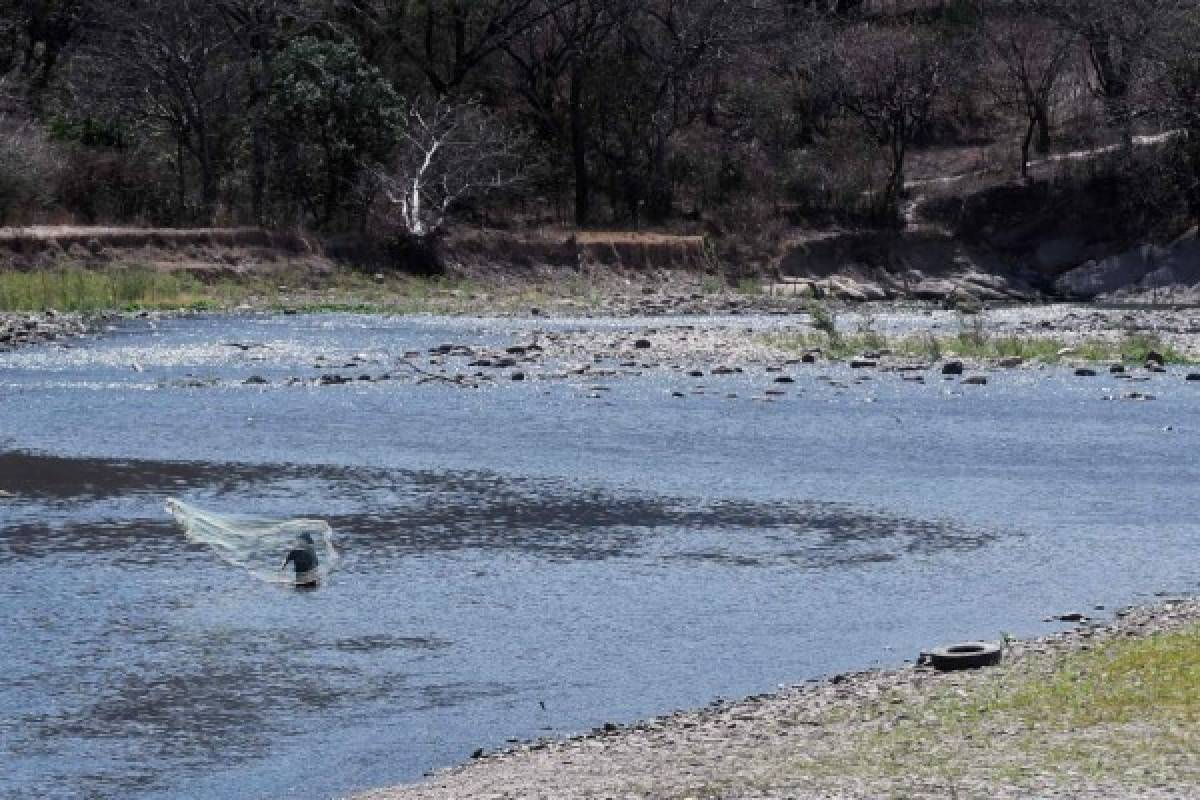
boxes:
[354,599,1200,800]
[0,310,96,351]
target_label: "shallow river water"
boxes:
[1,312,1197,799]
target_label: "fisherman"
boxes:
[282,532,320,587]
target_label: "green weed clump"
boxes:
[764,328,1197,365]
[0,267,215,312]
[798,624,1200,792]
[1003,626,1200,728]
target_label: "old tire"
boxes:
[928,641,1002,671]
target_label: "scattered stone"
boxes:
[962,375,988,385]
[1109,364,1126,374]
[941,361,964,376]
[850,359,877,369]
[1074,368,1097,377]
[801,353,818,364]
[244,375,269,385]
[511,372,526,381]
[1146,350,1166,366]
[998,357,1024,368]
[1187,373,1200,381]
[634,339,652,349]
[774,376,795,384]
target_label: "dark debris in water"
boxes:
[1,451,996,566]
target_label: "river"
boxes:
[1,312,1197,799]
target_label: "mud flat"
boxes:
[356,599,1200,800]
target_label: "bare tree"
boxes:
[584,0,766,225]
[340,0,575,96]
[371,97,529,236]
[981,1,1077,177]
[825,22,950,221]
[0,0,92,103]
[0,93,60,222]
[502,0,627,226]
[77,0,243,222]
[1053,0,1187,146]
[214,0,318,224]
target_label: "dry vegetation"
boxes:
[0,1,1196,275]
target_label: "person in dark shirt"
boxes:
[282,532,320,587]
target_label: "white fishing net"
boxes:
[166,498,339,585]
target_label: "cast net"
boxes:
[166,498,339,585]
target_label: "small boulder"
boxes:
[942,361,965,376]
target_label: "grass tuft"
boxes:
[786,624,1200,793]
[0,266,215,312]
[764,329,1195,365]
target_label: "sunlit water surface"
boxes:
[1,312,1197,799]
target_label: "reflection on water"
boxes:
[1,313,1199,800]
[1,452,991,566]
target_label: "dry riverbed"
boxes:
[355,599,1200,800]
[390,304,1200,399]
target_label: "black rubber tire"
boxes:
[928,641,1002,671]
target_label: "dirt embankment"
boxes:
[3,219,1197,308]
[0,226,713,285]
[0,225,330,282]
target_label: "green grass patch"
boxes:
[0,266,218,312]
[1002,626,1200,728]
[763,329,1196,365]
[0,266,521,315]
[785,624,1200,793]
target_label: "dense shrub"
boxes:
[0,118,60,224]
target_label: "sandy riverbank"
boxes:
[354,599,1200,800]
